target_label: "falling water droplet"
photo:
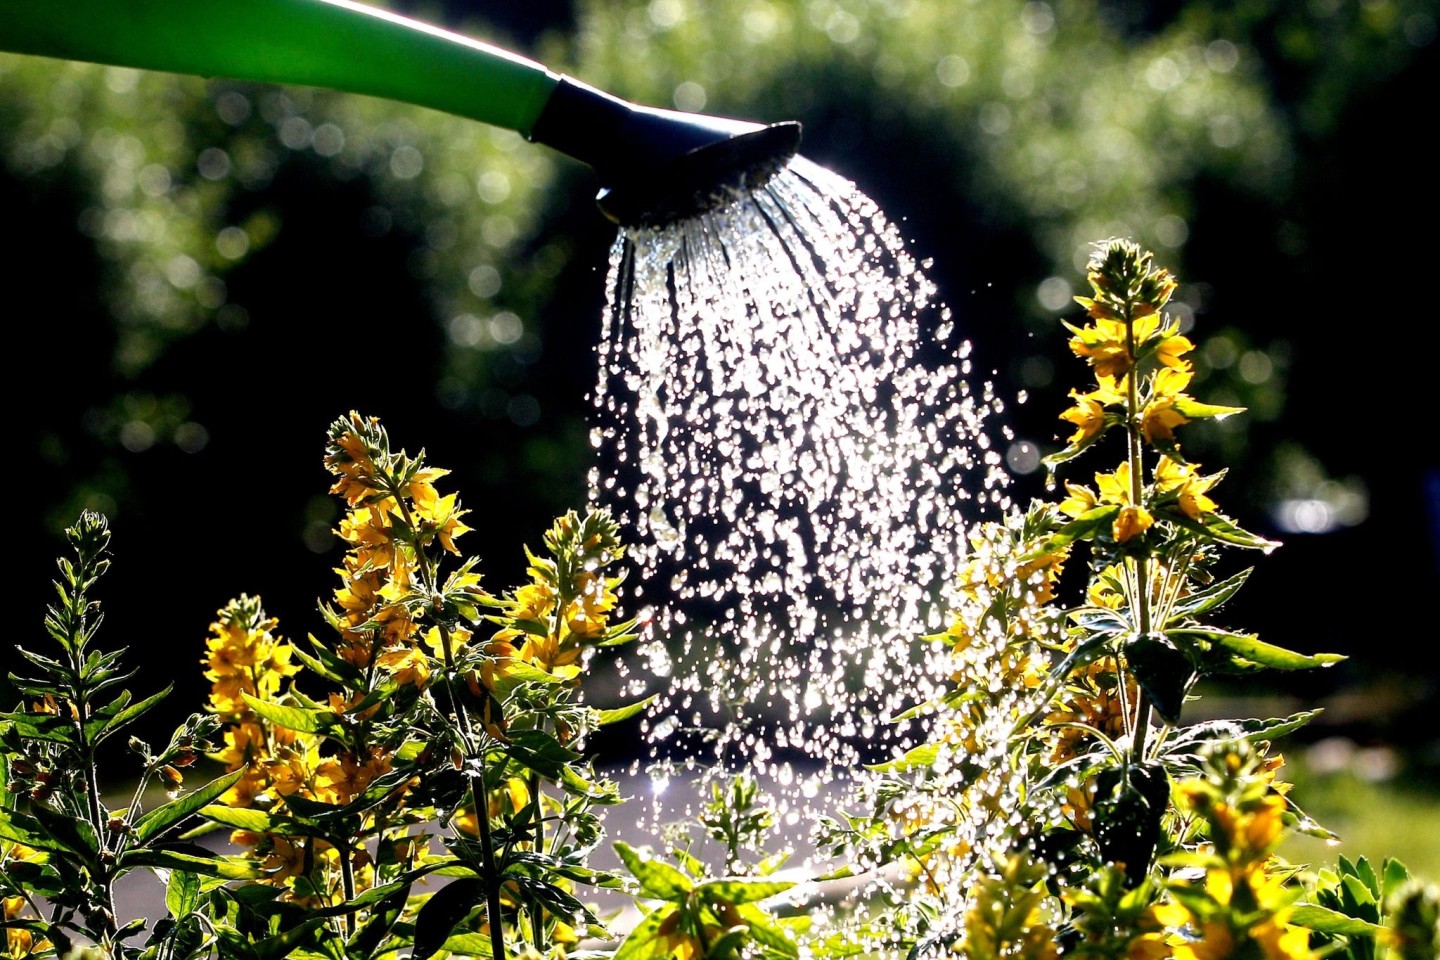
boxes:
[589,156,1012,900]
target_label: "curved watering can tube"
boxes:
[0,0,802,225]
[0,0,558,135]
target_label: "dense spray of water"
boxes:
[588,157,1013,867]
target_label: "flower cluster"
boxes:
[1159,742,1317,960]
[818,242,1356,960]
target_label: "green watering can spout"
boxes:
[0,0,801,226]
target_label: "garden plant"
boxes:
[3,242,1437,960]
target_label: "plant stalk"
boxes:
[1123,303,1155,761]
[439,621,508,960]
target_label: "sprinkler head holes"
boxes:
[528,76,802,228]
[596,122,802,228]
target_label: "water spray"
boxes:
[0,0,800,227]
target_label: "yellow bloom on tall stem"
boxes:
[1155,457,1220,519]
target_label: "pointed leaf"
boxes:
[133,769,245,844]
[1176,629,1345,671]
[198,805,279,835]
[614,842,692,900]
[1168,569,1251,621]
[165,868,202,919]
[597,695,657,726]
[1126,634,1194,725]
[866,743,939,774]
[698,878,795,905]
[1164,711,1322,756]
[1170,398,1245,420]
[1382,858,1412,899]
[1290,904,1386,937]
[413,878,484,960]
[121,848,263,880]
[612,905,679,960]
[1026,505,1119,557]
[30,799,100,860]
[241,695,338,735]
[90,685,171,746]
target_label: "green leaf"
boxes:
[1171,398,1245,420]
[1126,634,1194,725]
[241,694,338,735]
[413,878,484,960]
[1164,711,1322,756]
[198,805,277,835]
[291,644,358,689]
[506,729,581,780]
[346,886,409,958]
[121,848,263,880]
[0,808,67,852]
[1176,628,1345,671]
[737,902,800,957]
[90,685,172,747]
[559,765,621,802]
[30,799,100,860]
[250,917,329,960]
[1026,505,1119,556]
[597,695,657,726]
[865,743,939,774]
[1290,904,1387,937]
[133,769,245,844]
[1168,568,1251,621]
[1382,858,1412,899]
[1168,510,1280,552]
[698,879,795,905]
[0,710,74,743]
[438,932,494,958]
[612,905,679,960]
[614,842,692,900]
[165,868,202,919]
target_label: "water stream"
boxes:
[589,157,1013,870]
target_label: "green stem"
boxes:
[439,621,507,960]
[339,842,358,938]
[1123,304,1154,761]
[529,771,545,949]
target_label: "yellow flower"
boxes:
[1154,329,1195,370]
[1142,399,1189,444]
[314,750,391,805]
[1059,375,1126,444]
[4,895,50,959]
[1173,919,1235,960]
[260,835,310,883]
[1060,482,1100,518]
[1154,457,1219,520]
[1114,504,1154,542]
[375,646,430,688]
[1069,318,1135,378]
[1248,916,1318,960]
[510,581,556,621]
